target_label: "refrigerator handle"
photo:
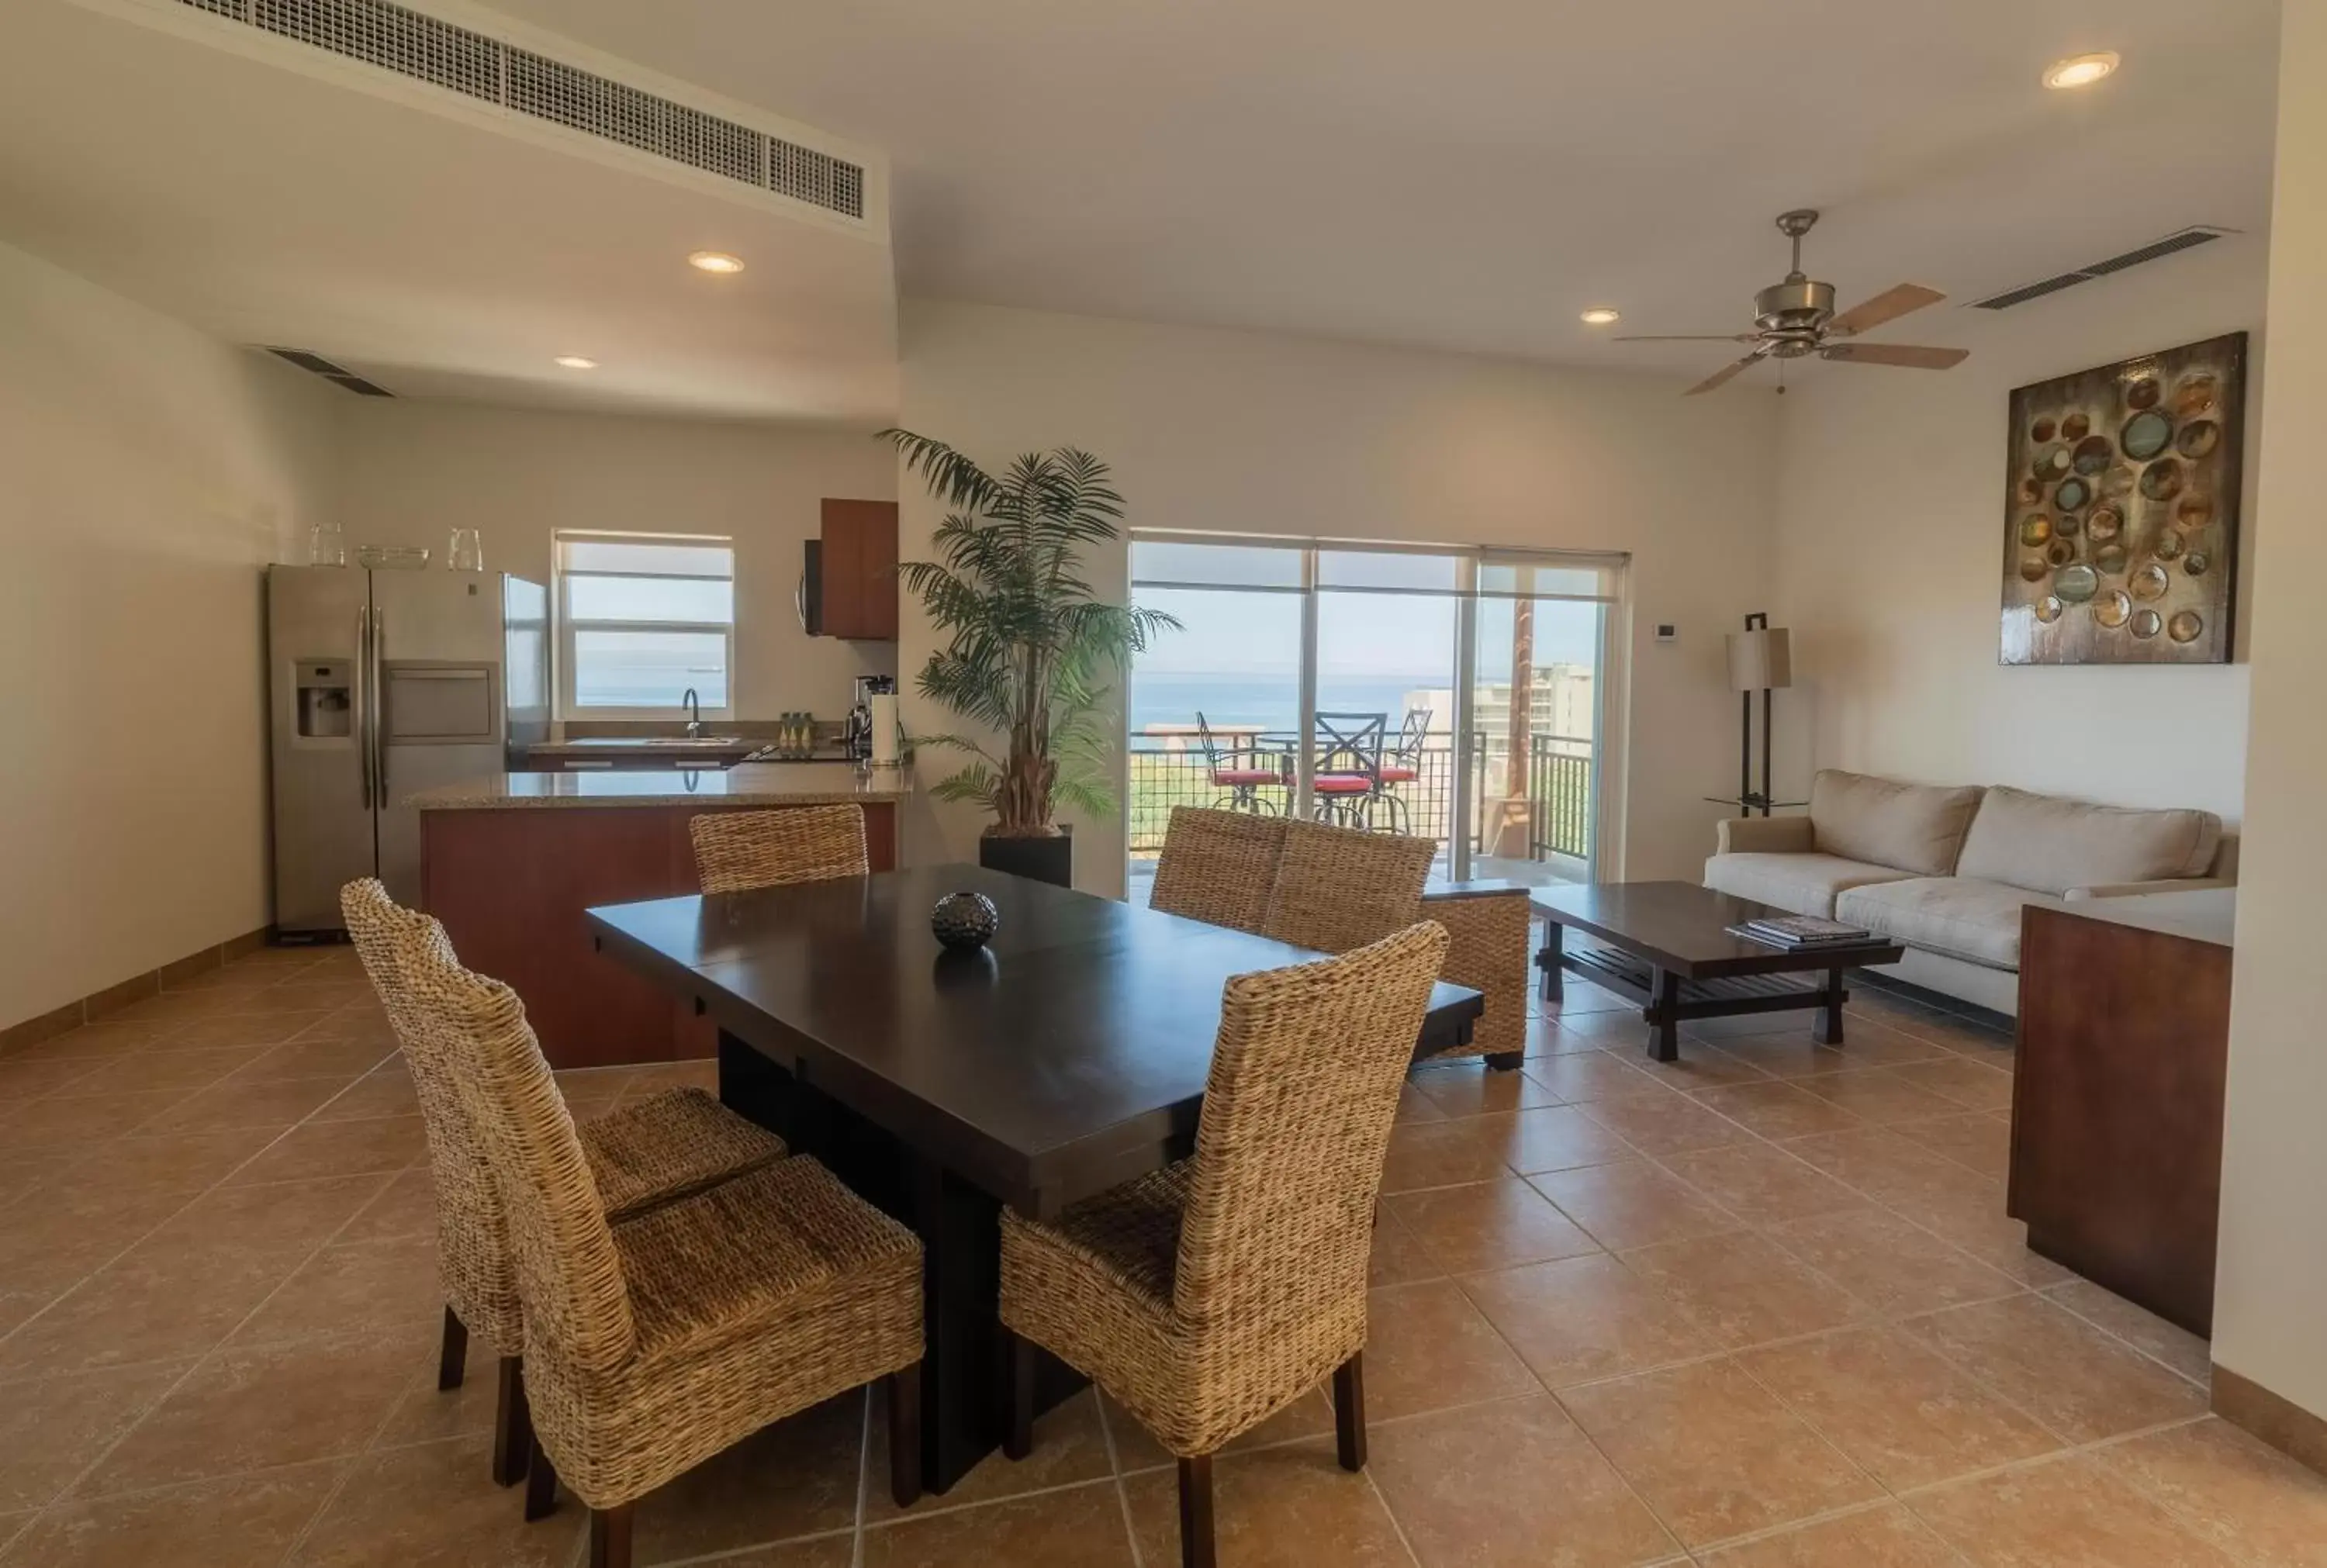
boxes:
[371,606,389,805]
[355,603,372,810]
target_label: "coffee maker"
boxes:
[845,675,899,765]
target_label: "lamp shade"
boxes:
[1727,627,1793,692]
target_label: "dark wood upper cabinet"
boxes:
[810,499,899,641]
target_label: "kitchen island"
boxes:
[410,765,911,1067]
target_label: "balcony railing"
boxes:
[1128,730,1592,863]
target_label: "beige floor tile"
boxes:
[1654,1143,1873,1228]
[1395,1079,1449,1124]
[1367,1205,1445,1287]
[1619,1233,1866,1351]
[9,1021,174,1062]
[1580,1093,1757,1158]
[0,1243,301,1377]
[0,1361,190,1512]
[1459,1253,1717,1388]
[0,1462,344,1568]
[2042,1279,2212,1385]
[1691,1083,1867,1141]
[869,1385,1105,1522]
[223,1117,424,1187]
[1739,1326,2059,1490]
[1408,1062,1564,1117]
[1361,1280,1540,1418]
[1890,1109,2013,1176]
[1540,979,1633,1017]
[229,1038,398,1086]
[1764,1207,2022,1318]
[1540,1008,1668,1049]
[1903,1294,2211,1443]
[1782,1127,1993,1211]
[161,1173,392,1252]
[1887,1057,2015,1112]
[79,1331,416,1494]
[1878,1183,2074,1289]
[1623,1047,1775,1092]
[141,1075,354,1135]
[0,1090,192,1152]
[1380,1119,1516,1193]
[0,1181,189,1290]
[703,1537,855,1568]
[0,1057,108,1100]
[1911,1453,2236,1566]
[289,1435,586,1567]
[44,1048,274,1099]
[1792,1069,1965,1126]
[1384,1179,1601,1274]
[1530,1159,1740,1252]
[1710,1023,1949,1079]
[162,1013,337,1051]
[1697,1503,1962,1566]
[331,1169,439,1246]
[1558,1358,1882,1549]
[230,1236,444,1349]
[869,1477,1133,1566]
[634,1390,864,1555]
[1523,1050,1668,1104]
[368,1356,504,1449]
[50,1128,281,1198]
[1370,1394,1679,1568]
[2103,1418,2327,1567]
[1123,1440,1408,1568]
[303,1063,420,1125]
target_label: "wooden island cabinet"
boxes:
[413,765,908,1069]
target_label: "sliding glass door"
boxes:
[1126,535,1625,895]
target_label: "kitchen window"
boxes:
[554,532,735,717]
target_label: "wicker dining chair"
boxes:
[1257,817,1438,955]
[689,804,870,895]
[1147,806,1289,935]
[997,921,1450,1568]
[1418,884,1532,1070]
[396,935,925,1568]
[340,880,789,1494]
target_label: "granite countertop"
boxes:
[407,763,913,810]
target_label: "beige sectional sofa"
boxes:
[1705,770,2235,1014]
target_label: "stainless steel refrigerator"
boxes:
[267,565,550,935]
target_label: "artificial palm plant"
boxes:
[885,430,1176,838]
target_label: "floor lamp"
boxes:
[1726,613,1793,817]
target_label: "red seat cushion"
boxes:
[1378,766,1419,783]
[1313,774,1373,794]
[1208,769,1281,786]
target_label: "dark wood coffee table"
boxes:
[1531,881,1904,1062]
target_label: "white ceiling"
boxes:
[0,0,2284,415]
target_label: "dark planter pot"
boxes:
[979,828,1073,889]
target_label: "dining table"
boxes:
[586,862,1484,1494]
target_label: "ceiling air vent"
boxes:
[1970,226,2232,310]
[266,346,394,396]
[169,0,868,222]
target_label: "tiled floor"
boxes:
[4,950,2325,1566]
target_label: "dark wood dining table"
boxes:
[586,862,1483,1494]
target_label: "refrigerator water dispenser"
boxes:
[292,661,353,742]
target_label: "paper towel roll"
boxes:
[870,692,901,766]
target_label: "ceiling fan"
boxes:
[1620,210,1969,395]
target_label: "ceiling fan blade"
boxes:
[1614,333,1758,343]
[1820,341,1969,370]
[1683,352,1766,396]
[1827,283,1945,337]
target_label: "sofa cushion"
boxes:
[1809,770,1986,878]
[1704,853,1916,920]
[1835,877,2048,970]
[1954,786,2222,897]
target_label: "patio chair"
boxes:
[1371,709,1431,834]
[1196,711,1287,815]
[1311,711,1386,830]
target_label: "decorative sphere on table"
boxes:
[931,891,1000,951]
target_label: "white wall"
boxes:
[2214,3,2327,1433]
[0,239,336,1027]
[330,400,898,719]
[1769,241,2265,823]
[895,299,1783,896]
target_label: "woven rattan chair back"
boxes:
[1257,818,1437,955]
[1174,920,1449,1343]
[399,936,640,1380]
[342,878,525,1350]
[1148,807,1288,935]
[690,805,869,895]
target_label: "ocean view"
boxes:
[1128,671,1444,734]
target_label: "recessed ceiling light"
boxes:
[553,355,598,370]
[2043,51,2120,89]
[1580,307,1622,326]
[687,250,746,275]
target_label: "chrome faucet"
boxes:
[681,686,703,740]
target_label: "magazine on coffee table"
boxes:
[1727,914,1878,950]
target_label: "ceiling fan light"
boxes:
[2043,51,2120,89]
[553,355,598,370]
[688,250,747,275]
[1580,307,1621,325]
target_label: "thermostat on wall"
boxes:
[1654,623,1678,644]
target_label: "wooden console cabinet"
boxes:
[2010,891,2235,1335]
